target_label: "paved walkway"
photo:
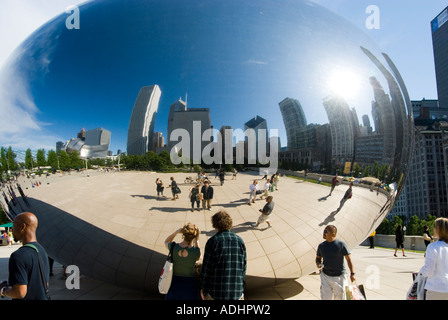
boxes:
[0,243,424,300]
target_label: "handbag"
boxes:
[158,242,175,294]
[406,272,426,300]
[24,244,51,300]
[345,281,366,300]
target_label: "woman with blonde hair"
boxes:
[164,223,201,300]
[420,217,448,300]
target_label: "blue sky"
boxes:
[0,0,446,156]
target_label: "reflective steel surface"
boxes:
[1,0,413,294]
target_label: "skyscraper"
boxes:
[279,97,307,150]
[244,115,268,163]
[127,85,161,155]
[168,101,211,163]
[432,6,448,109]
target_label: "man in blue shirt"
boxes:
[315,225,356,300]
[200,210,246,300]
[0,212,50,300]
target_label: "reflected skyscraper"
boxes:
[244,115,268,163]
[127,85,161,155]
[362,47,413,172]
[168,100,211,162]
[279,98,307,150]
[167,98,187,143]
[323,95,358,166]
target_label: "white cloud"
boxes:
[0,0,87,69]
[0,0,87,151]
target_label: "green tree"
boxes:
[69,150,84,169]
[36,149,47,167]
[47,150,59,169]
[25,148,34,170]
[58,150,70,171]
[0,147,7,174]
[407,215,422,236]
[6,147,17,171]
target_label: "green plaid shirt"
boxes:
[200,230,247,300]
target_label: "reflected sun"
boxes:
[328,68,361,101]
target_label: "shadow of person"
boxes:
[131,194,161,200]
[319,210,338,226]
[231,221,256,234]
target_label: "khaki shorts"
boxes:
[257,213,271,225]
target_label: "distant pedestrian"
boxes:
[219,170,225,186]
[315,225,356,300]
[232,168,237,180]
[201,180,213,211]
[423,225,434,253]
[368,231,375,249]
[200,211,246,300]
[336,183,352,212]
[394,225,406,257]
[273,173,279,190]
[261,180,271,199]
[0,212,50,300]
[329,175,339,196]
[248,180,258,205]
[420,217,448,300]
[156,178,165,198]
[189,184,201,211]
[169,177,180,200]
[252,196,274,228]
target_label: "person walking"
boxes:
[164,223,201,300]
[200,211,246,300]
[189,184,201,212]
[252,196,274,228]
[168,177,180,200]
[315,225,356,300]
[218,170,225,186]
[336,183,353,212]
[420,217,448,300]
[423,225,434,254]
[201,180,214,211]
[261,180,271,199]
[156,178,165,198]
[232,168,237,180]
[248,180,259,205]
[394,225,406,257]
[329,175,339,196]
[0,212,50,300]
[273,173,279,190]
[368,230,376,249]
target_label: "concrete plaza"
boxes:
[0,169,423,300]
[0,243,424,300]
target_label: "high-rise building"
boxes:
[244,115,268,163]
[127,85,161,155]
[323,95,358,166]
[152,132,164,152]
[279,98,307,150]
[390,105,448,219]
[432,6,448,109]
[168,101,211,163]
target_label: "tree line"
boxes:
[376,214,438,236]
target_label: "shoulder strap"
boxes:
[24,244,50,299]
[168,242,176,262]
